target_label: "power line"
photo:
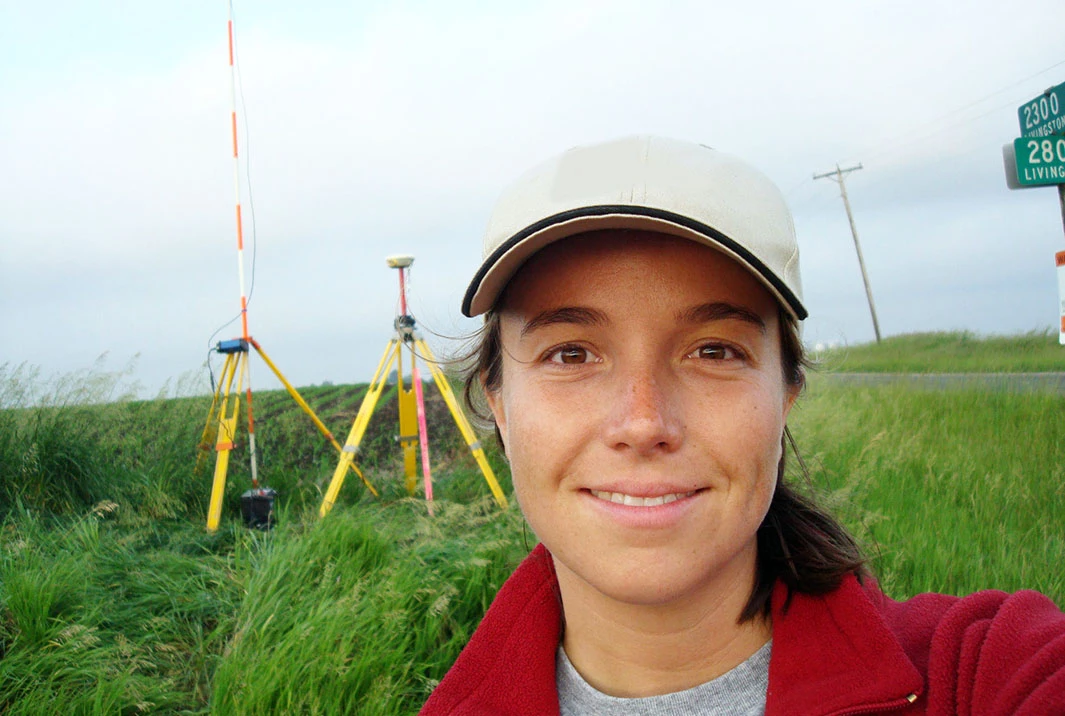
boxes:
[858,58,1065,164]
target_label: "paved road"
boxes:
[818,372,1065,393]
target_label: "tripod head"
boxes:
[386,254,414,269]
[387,254,418,342]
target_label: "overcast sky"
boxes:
[2,0,1064,398]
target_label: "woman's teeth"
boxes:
[589,490,696,507]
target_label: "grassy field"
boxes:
[792,376,1064,601]
[814,329,1064,373]
[1,333,1063,713]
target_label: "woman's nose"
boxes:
[602,363,684,456]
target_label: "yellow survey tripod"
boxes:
[319,255,508,517]
[198,336,377,532]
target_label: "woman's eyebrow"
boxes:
[677,302,767,333]
[520,306,607,337]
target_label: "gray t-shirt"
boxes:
[556,640,770,716]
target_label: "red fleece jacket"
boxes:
[421,545,1065,715]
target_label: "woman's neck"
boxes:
[554,556,771,698]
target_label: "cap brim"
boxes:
[462,205,808,321]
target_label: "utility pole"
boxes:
[814,163,882,343]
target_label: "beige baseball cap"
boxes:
[462,135,806,321]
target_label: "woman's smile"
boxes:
[581,485,707,532]
[586,488,700,507]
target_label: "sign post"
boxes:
[1004,81,1065,343]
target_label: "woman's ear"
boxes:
[782,381,800,420]
[483,377,508,457]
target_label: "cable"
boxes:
[206,347,218,393]
[206,315,241,351]
[864,93,1032,171]
[857,58,1065,165]
[798,59,1065,214]
[784,175,814,198]
[231,5,259,309]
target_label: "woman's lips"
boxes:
[580,486,705,529]
[587,489,700,507]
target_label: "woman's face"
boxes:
[486,231,798,610]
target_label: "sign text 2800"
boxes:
[1025,137,1065,165]
[1013,136,1065,186]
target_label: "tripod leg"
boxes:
[396,343,419,494]
[320,341,398,516]
[207,353,243,532]
[250,339,339,449]
[196,354,230,474]
[416,340,509,509]
[249,339,377,496]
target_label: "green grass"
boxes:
[0,511,242,713]
[0,333,1062,712]
[210,501,525,714]
[793,375,1065,602]
[814,330,1064,373]
[0,502,527,714]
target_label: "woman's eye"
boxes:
[691,344,739,361]
[548,346,593,364]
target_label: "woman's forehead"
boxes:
[499,230,779,315]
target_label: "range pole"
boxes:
[814,163,882,343]
[226,3,260,485]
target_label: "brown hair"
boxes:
[460,308,866,621]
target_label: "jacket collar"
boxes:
[421,545,562,715]
[767,576,924,715]
[422,547,925,715]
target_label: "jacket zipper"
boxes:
[829,691,920,716]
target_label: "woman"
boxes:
[421,136,1065,715]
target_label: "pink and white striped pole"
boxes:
[398,265,434,513]
[412,360,434,515]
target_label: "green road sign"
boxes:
[1018,82,1065,137]
[1012,136,1065,186]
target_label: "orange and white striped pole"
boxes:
[228,3,259,487]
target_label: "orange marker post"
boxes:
[1056,251,1065,345]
